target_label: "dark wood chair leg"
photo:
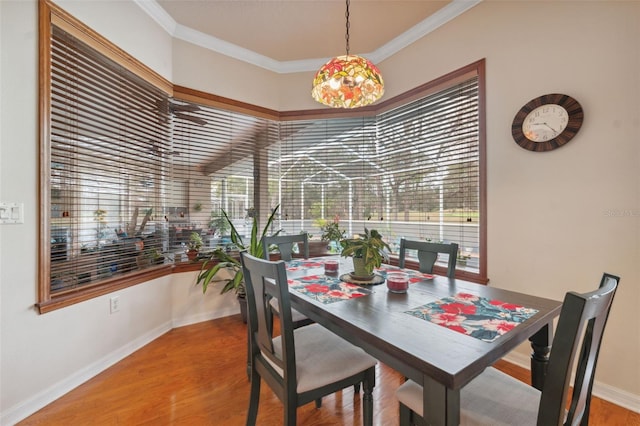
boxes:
[284,401,297,426]
[246,326,252,380]
[246,373,261,425]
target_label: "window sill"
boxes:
[37,254,487,314]
[38,263,182,314]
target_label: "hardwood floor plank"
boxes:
[18,315,638,425]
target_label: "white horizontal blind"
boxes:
[273,116,378,236]
[49,25,171,292]
[276,77,480,274]
[48,21,481,294]
[377,77,480,271]
[170,102,275,242]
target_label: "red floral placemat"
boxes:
[286,258,325,271]
[405,292,539,343]
[288,275,372,304]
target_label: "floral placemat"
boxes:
[376,264,435,282]
[288,275,372,304]
[286,258,326,271]
[405,292,539,343]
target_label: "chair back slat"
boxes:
[262,233,309,261]
[538,273,619,426]
[241,252,297,380]
[398,238,459,278]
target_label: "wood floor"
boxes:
[19,315,640,425]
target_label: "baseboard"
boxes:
[1,321,173,426]
[503,353,640,414]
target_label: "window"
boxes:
[40,1,485,313]
[40,2,173,312]
[273,67,484,282]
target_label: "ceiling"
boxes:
[138,0,481,73]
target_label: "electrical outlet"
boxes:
[110,296,120,314]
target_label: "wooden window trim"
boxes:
[39,0,487,313]
[38,0,172,313]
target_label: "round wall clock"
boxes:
[511,93,584,152]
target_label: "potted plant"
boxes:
[196,205,280,323]
[93,208,108,247]
[319,216,346,253]
[186,232,203,261]
[209,211,230,237]
[457,250,471,267]
[147,248,165,265]
[340,228,391,279]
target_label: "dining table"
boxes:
[282,255,563,426]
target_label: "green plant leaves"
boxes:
[196,205,280,297]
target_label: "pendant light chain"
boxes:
[345,0,350,56]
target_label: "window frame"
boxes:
[39,0,486,313]
[38,0,173,313]
[273,76,483,281]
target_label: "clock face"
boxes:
[511,94,583,152]
[522,104,569,142]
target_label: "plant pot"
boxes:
[352,257,374,280]
[186,249,199,262]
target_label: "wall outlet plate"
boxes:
[110,296,120,314]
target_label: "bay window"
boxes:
[40,0,485,312]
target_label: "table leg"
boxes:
[422,375,460,425]
[529,323,552,391]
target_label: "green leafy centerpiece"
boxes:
[340,228,390,279]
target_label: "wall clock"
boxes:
[511,93,583,152]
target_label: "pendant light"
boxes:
[311,0,384,108]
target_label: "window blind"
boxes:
[49,25,171,292]
[377,77,480,271]
[274,116,379,237]
[276,77,480,273]
[169,102,275,245]
[46,22,482,299]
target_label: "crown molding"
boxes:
[134,0,177,34]
[134,0,481,74]
[368,0,481,64]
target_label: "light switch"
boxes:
[0,202,24,224]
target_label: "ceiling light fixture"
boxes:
[311,0,384,109]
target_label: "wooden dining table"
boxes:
[283,256,563,425]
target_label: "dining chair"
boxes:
[395,272,620,426]
[240,251,377,426]
[262,233,309,261]
[398,238,459,278]
[261,233,313,328]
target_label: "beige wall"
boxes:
[1,0,638,423]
